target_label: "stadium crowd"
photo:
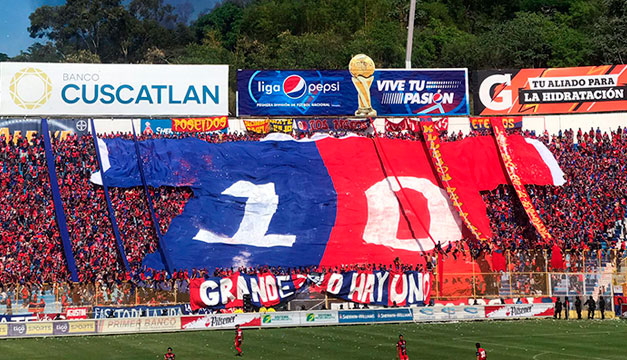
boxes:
[0,125,625,294]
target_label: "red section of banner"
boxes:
[315,135,559,268]
[171,117,228,132]
[420,122,491,242]
[491,118,555,245]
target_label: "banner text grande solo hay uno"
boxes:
[189,270,431,310]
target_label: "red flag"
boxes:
[434,117,449,132]
[492,250,507,272]
[385,118,407,132]
[551,244,565,270]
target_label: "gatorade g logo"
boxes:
[306,313,315,322]
[9,68,52,110]
[262,314,272,323]
[479,73,513,111]
[283,75,307,99]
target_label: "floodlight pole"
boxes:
[405,0,417,69]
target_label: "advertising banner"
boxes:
[95,136,564,275]
[0,62,229,116]
[469,116,522,131]
[180,313,262,330]
[0,324,7,337]
[472,65,627,115]
[294,118,369,133]
[98,318,141,334]
[65,307,89,320]
[338,308,413,324]
[261,313,299,327]
[300,311,338,326]
[484,303,554,319]
[51,320,96,336]
[238,69,469,116]
[93,305,188,319]
[141,119,174,135]
[137,317,181,332]
[0,118,88,143]
[412,306,484,322]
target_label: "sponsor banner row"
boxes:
[2,62,625,117]
[0,304,555,338]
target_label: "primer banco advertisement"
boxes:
[0,62,228,116]
[472,65,627,115]
[237,69,469,116]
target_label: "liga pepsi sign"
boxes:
[237,69,469,116]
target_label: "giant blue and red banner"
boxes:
[189,270,431,310]
[93,135,564,274]
[237,69,469,116]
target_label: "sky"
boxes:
[0,0,219,57]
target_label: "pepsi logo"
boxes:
[283,75,307,99]
[433,92,443,103]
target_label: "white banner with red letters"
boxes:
[484,303,554,319]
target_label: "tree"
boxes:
[27,0,190,63]
[0,53,9,62]
[12,42,63,62]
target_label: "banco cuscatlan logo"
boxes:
[9,68,52,110]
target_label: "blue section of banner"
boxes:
[41,119,79,282]
[237,69,469,116]
[99,137,337,271]
[91,119,130,273]
[131,122,173,273]
[338,309,413,323]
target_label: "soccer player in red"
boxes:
[164,347,175,360]
[476,343,487,360]
[397,334,408,360]
[235,325,243,356]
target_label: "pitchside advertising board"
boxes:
[472,65,627,115]
[0,62,228,116]
[238,69,470,116]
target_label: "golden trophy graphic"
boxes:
[349,54,377,117]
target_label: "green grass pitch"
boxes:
[1,319,626,359]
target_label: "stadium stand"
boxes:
[0,127,626,294]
